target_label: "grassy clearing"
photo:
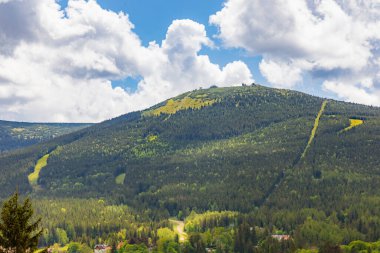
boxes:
[28,154,50,186]
[147,134,158,142]
[341,119,364,132]
[115,173,126,185]
[29,147,60,188]
[301,100,328,158]
[11,128,25,133]
[144,96,216,116]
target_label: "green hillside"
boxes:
[0,120,91,152]
[0,84,380,244]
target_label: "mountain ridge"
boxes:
[0,120,92,153]
[0,84,378,214]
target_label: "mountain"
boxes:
[0,120,91,153]
[0,85,379,226]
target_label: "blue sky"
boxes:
[60,0,268,91]
[0,0,379,122]
[56,0,334,98]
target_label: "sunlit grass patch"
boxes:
[11,128,25,133]
[144,96,216,116]
[341,119,364,132]
[28,154,50,186]
[147,134,158,142]
[115,173,126,185]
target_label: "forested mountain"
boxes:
[0,84,380,246]
[0,120,91,152]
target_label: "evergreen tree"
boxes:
[234,223,257,253]
[0,192,43,253]
[319,243,342,253]
[189,234,206,253]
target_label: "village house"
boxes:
[94,244,111,253]
[271,234,291,241]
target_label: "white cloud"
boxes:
[259,59,303,88]
[162,19,213,60]
[210,0,380,105]
[0,0,253,122]
[323,80,380,105]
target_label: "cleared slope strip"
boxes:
[260,100,328,206]
[301,100,327,158]
[28,154,50,187]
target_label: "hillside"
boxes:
[0,120,91,152]
[0,84,380,242]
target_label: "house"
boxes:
[94,244,111,253]
[271,234,291,241]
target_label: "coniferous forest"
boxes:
[0,85,380,253]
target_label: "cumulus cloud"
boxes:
[259,59,303,88]
[0,0,253,122]
[210,0,380,105]
[323,80,380,105]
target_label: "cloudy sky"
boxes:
[0,0,379,122]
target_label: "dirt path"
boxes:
[169,219,187,242]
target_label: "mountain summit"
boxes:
[0,84,379,216]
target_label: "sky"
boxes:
[0,0,379,122]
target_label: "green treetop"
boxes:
[0,192,43,253]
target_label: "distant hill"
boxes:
[0,120,91,152]
[0,84,379,226]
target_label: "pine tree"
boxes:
[0,192,43,253]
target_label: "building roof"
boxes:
[271,234,291,241]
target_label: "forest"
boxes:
[30,200,380,253]
[0,120,90,153]
[0,85,379,252]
